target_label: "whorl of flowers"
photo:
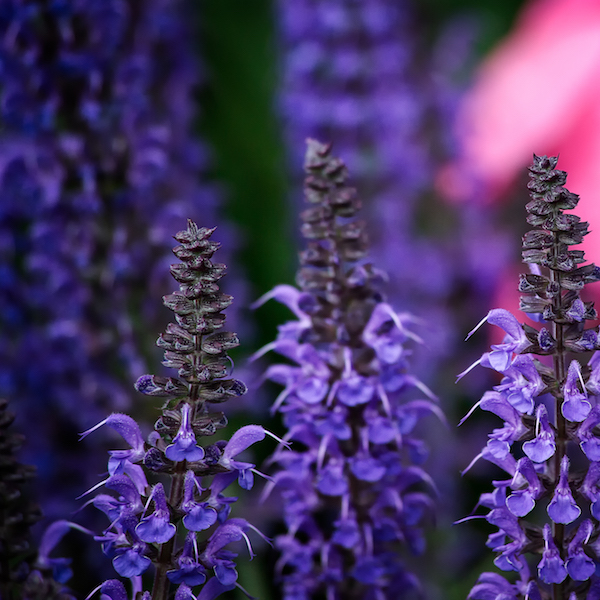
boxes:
[81,221,274,600]
[257,140,440,600]
[460,155,600,599]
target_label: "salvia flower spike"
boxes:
[460,155,600,599]
[82,221,270,600]
[259,139,439,600]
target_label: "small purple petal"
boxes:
[316,462,348,496]
[337,374,374,406]
[350,456,386,482]
[538,525,567,585]
[99,580,128,600]
[222,425,266,460]
[547,456,581,525]
[113,545,151,577]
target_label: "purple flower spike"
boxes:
[523,404,555,463]
[562,360,592,422]
[566,519,595,581]
[538,524,568,584]
[547,456,581,525]
[135,483,176,544]
[165,403,205,462]
[506,458,542,517]
[578,405,600,461]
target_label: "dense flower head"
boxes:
[461,156,600,599]
[259,140,439,600]
[81,221,269,600]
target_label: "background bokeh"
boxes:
[7,0,600,598]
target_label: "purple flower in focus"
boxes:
[459,156,600,597]
[79,223,270,600]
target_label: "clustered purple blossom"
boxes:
[80,221,275,600]
[460,156,600,599]
[0,0,224,518]
[258,140,440,600]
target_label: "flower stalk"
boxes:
[258,140,440,600]
[461,155,600,600]
[81,221,271,600]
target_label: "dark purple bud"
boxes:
[537,327,555,351]
[566,298,586,322]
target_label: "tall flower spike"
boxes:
[460,155,600,599]
[81,221,270,600]
[260,140,439,599]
